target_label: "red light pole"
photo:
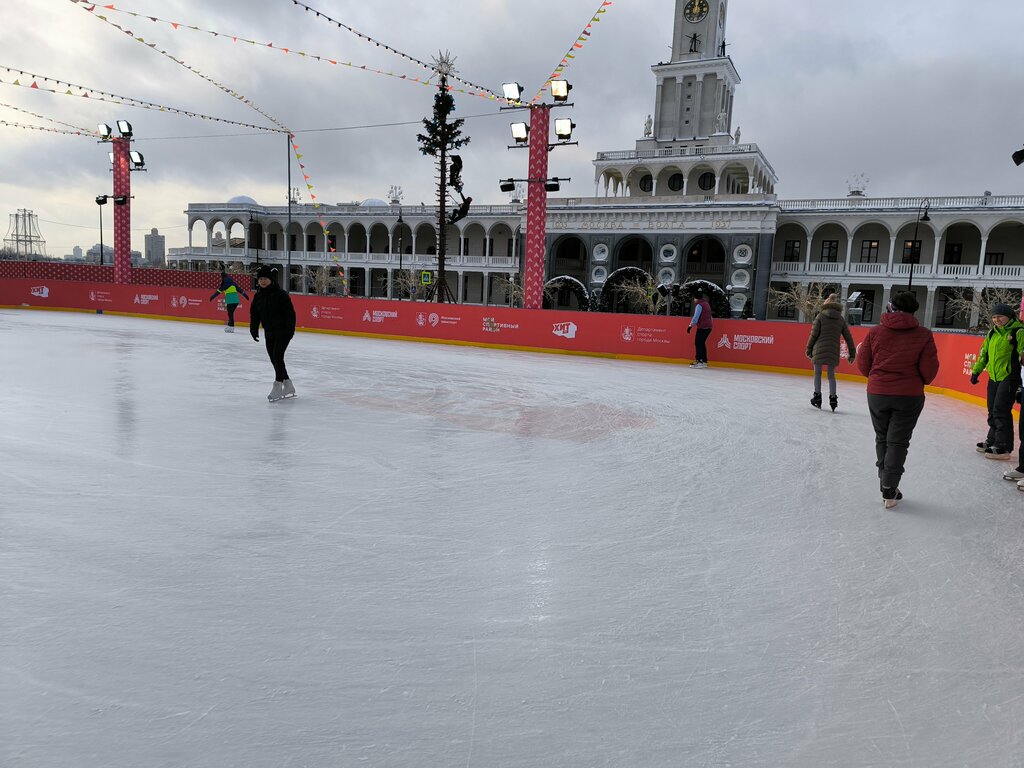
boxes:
[111,136,132,283]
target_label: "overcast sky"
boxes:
[4,1,1024,255]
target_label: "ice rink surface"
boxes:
[3,309,1024,768]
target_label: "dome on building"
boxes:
[227,195,258,205]
[359,198,389,207]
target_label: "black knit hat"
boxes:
[991,303,1016,320]
[255,265,277,280]
[890,291,919,313]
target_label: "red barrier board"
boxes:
[0,277,988,403]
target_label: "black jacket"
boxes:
[249,282,296,337]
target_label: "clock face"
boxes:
[684,0,710,23]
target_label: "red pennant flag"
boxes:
[171,22,179,29]
[30,81,39,88]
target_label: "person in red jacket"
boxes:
[856,291,940,508]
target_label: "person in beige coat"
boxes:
[806,293,856,411]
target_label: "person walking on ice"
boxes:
[687,288,713,368]
[249,265,296,402]
[968,303,1024,461]
[806,293,856,411]
[209,269,249,332]
[856,291,939,509]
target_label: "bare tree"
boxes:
[389,269,425,301]
[306,265,343,296]
[613,273,677,315]
[767,281,838,320]
[493,274,524,307]
[945,286,1022,332]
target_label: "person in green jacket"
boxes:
[209,270,250,333]
[969,303,1024,459]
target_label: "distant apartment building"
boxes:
[145,228,166,266]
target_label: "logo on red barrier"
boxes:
[30,285,49,298]
[553,321,577,340]
[717,334,731,349]
[483,317,519,333]
[621,326,634,342]
[133,293,160,306]
[363,309,399,324]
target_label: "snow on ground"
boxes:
[2,309,1023,767]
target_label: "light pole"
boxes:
[397,207,405,300]
[907,199,931,290]
[97,120,145,283]
[501,79,577,309]
[95,194,127,265]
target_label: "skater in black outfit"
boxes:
[249,266,297,401]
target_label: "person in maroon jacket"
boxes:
[856,291,940,508]
[687,288,714,368]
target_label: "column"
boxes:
[692,80,703,138]
[653,81,663,138]
[930,239,942,278]
[923,286,937,328]
[885,237,897,275]
[803,236,812,272]
[483,271,491,305]
[457,271,465,303]
[880,285,892,315]
[842,237,854,273]
[674,78,685,139]
[387,268,394,299]
[523,104,551,309]
[977,235,988,275]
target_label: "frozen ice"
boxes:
[2,310,1024,767]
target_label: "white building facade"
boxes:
[170,0,1024,327]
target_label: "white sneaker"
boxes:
[268,381,284,401]
[1018,479,1024,492]
[1003,468,1024,481]
[281,378,296,398]
[224,326,234,333]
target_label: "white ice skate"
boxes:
[881,487,902,509]
[281,379,296,398]
[224,325,234,333]
[268,381,284,402]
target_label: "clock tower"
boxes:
[651,0,737,144]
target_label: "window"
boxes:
[268,233,278,251]
[668,173,685,192]
[935,292,956,327]
[697,172,716,191]
[307,234,316,252]
[986,252,1005,265]
[860,240,879,263]
[777,304,796,319]
[289,234,297,252]
[944,243,962,264]
[820,240,839,262]
[327,233,337,252]
[902,240,922,263]
[638,174,654,193]
[784,240,801,260]
[861,290,875,323]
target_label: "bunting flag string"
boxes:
[70,0,289,133]
[0,101,98,134]
[0,66,284,133]
[287,0,504,102]
[65,0,509,105]
[0,119,97,138]
[70,4,347,271]
[531,0,613,103]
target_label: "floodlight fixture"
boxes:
[95,195,109,205]
[549,80,572,102]
[510,122,529,143]
[502,82,523,101]
[1014,146,1024,167]
[129,150,145,169]
[499,178,516,192]
[97,123,113,139]
[107,152,115,164]
[544,179,561,192]
[553,118,575,140]
[113,195,128,205]
[116,120,133,137]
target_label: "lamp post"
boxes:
[97,120,145,283]
[501,79,577,310]
[397,206,405,300]
[95,195,107,265]
[907,199,931,290]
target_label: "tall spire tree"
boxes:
[416,51,470,303]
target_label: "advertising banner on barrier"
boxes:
[0,277,986,402]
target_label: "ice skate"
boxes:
[810,392,822,409]
[268,381,284,402]
[881,487,902,509]
[1003,468,1024,481]
[224,325,234,333]
[976,441,990,453]
[984,447,1013,461]
[689,361,705,368]
[829,394,838,412]
[1018,479,1024,492]
[281,378,296,398]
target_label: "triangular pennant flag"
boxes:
[171,22,179,28]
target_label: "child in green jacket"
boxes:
[209,270,250,333]
[970,304,1024,459]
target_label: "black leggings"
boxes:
[264,333,292,381]
[226,303,237,327]
[986,376,1020,451]
[694,328,712,363]
[867,394,926,489]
